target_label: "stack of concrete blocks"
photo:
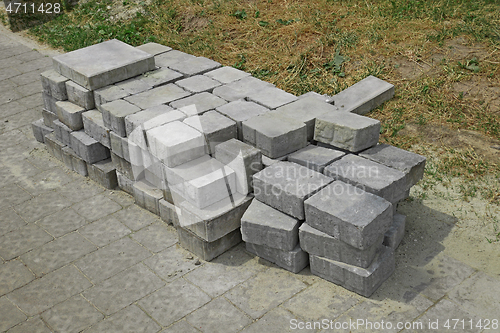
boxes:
[31,39,428,297]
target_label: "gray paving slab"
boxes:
[331,75,394,115]
[75,237,152,283]
[124,83,190,109]
[136,42,172,55]
[168,56,221,77]
[78,214,131,247]
[304,181,392,250]
[176,74,221,93]
[15,166,79,196]
[21,232,96,277]
[66,80,95,110]
[186,297,252,332]
[83,263,164,315]
[448,271,500,319]
[131,222,178,253]
[170,92,227,116]
[0,223,53,260]
[0,296,27,332]
[84,304,161,333]
[183,110,237,155]
[184,244,263,297]
[246,242,309,274]
[72,192,122,222]
[288,145,345,173]
[41,295,104,333]
[143,244,200,282]
[253,161,333,220]
[55,178,106,204]
[242,112,308,158]
[247,86,298,109]
[154,49,196,68]
[411,298,483,333]
[0,207,27,237]
[6,316,52,333]
[283,279,360,322]
[7,264,92,316]
[224,267,307,319]
[204,66,251,84]
[324,154,409,204]
[52,39,155,90]
[0,260,34,297]
[160,320,200,333]
[359,143,426,189]
[215,100,270,140]
[113,204,159,231]
[240,307,316,333]
[138,278,212,327]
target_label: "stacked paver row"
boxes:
[32,39,426,297]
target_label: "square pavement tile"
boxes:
[0,260,35,296]
[14,189,73,223]
[103,189,136,208]
[0,224,53,260]
[160,320,200,333]
[55,178,106,204]
[75,237,151,283]
[84,305,161,333]
[72,193,123,222]
[0,296,27,332]
[113,204,160,231]
[20,232,97,277]
[83,263,164,315]
[186,297,252,333]
[184,244,264,297]
[396,253,476,302]
[143,245,200,283]
[5,316,52,333]
[345,295,434,333]
[41,295,104,333]
[138,278,211,327]
[78,214,131,247]
[131,222,178,253]
[283,280,360,322]
[240,307,316,333]
[36,207,88,238]
[448,271,500,319]
[7,265,92,316]
[0,183,32,211]
[0,207,27,237]
[224,267,307,319]
[412,298,483,333]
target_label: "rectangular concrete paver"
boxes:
[0,223,53,260]
[224,267,307,319]
[0,260,34,297]
[138,278,211,327]
[186,297,252,332]
[83,263,164,315]
[78,214,131,247]
[7,264,92,316]
[41,295,104,333]
[84,304,161,333]
[75,236,151,283]
[0,296,27,332]
[20,232,97,277]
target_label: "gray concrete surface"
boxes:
[0,26,498,333]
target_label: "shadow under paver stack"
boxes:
[31,38,425,297]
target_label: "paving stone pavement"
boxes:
[0,25,499,333]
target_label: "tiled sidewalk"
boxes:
[1,27,499,333]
